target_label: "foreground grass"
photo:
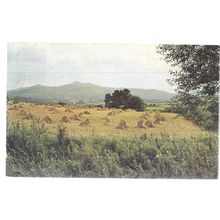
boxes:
[6,121,218,178]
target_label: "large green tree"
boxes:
[104,89,144,111]
[157,45,219,130]
[157,45,219,95]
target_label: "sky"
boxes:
[7,43,175,92]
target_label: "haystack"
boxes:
[79,118,91,127]
[145,120,154,128]
[70,114,81,121]
[136,120,146,128]
[18,104,24,108]
[65,107,74,113]
[52,108,60,114]
[24,112,34,120]
[48,107,54,111]
[61,115,70,123]
[160,115,166,121]
[116,120,129,129]
[140,114,148,120]
[140,112,149,119]
[84,110,91,114]
[78,112,84,118]
[101,116,111,123]
[154,117,161,125]
[107,111,116,116]
[43,115,53,123]
[20,109,28,116]
[13,105,18,110]
[103,120,111,126]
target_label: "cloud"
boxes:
[7,43,173,91]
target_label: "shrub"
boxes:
[6,122,218,178]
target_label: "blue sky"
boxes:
[7,43,175,92]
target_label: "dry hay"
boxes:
[48,107,54,111]
[116,120,129,129]
[43,115,53,123]
[154,113,166,123]
[154,117,161,125]
[19,109,28,116]
[78,112,84,118]
[65,107,74,113]
[8,105,17,110]
[51,108,61,114]
[84,110,91,114]
[101,116,111,123]
[24,112,34,120]
[107,110,117,116]
[160,115,166,121]
[79,118,92,127]
[125,108,136,112]
[103,120,111,126]
[70,114,81,121]
[145,120,154,128]
[140,114,148,120]
[107,111,115,116]
[107,109,123,116]
[140,112,150,119]
[136,119,146,128]
[61,115,70,123]
[18,103,24,108]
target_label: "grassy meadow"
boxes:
[6,101,218,178]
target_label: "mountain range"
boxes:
[7,81,174,103]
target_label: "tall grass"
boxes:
[6,121,218,178]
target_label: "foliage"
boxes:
[105,89,131,109]
[6,121,218,178]
[157,45,219,130]
[58,102,66,106]
[165,94,219,130]
[105,89,144,111]
[127,95,145,112]
[157,45,219,95]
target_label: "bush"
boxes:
[6,122,218,178]
[165,95,219,131]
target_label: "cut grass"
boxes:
[7,102,212,137]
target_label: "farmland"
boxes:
[7,102,210,137]
[6,101,218,178]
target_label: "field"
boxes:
[6,102,218,178]
[7,102,210,137]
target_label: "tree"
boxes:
[157,45,220,130]
[104,93,111,108]
[157,45,219,95]
[104,89,144,111]
[127,96,145,112]
[105,89,132,109]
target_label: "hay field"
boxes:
[7,102,210,137]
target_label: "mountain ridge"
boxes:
[7,82,175,103]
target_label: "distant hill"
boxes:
[7,81,175,103]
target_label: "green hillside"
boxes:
[7,81,174,103]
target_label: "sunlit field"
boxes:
[7,102,211,137]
